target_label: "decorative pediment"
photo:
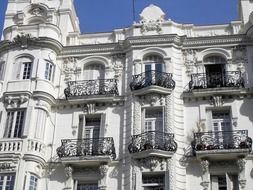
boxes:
[10,33,39,49]
[139,4,165,34]
[136,156,166,171]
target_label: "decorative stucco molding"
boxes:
[4,93,30,108]
[209,95,224,107]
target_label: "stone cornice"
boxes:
[61,42,124,56]
[183,34,252,48]
[0,36,63,54]
[60,34,253,56]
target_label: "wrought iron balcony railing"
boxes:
[129,70,175,91]
[56,137,116,159]
[192,130,252,153]
[64,79,119,99]
[128,131,177,154]
[189,71,244,90]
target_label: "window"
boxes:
[44,62,54,81]
[143,55,164,85]
[4,110,25,138]
[0,174,15,190]
[204,56,227,88]
[22,62,32,79]
[77,183,98,190]
[78,116,101,155]
[29,175,38,190]
[142,173,165,190]
[212,111,231,132]
[211,175,239,190]
[83,63,105,80]
[144,108,163,132]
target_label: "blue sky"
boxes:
[0,0,237,34]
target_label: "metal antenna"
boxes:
[132,0,136,22]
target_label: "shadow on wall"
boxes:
[111,106,123,189]
[186,160,202,178]
[240,99,253,123]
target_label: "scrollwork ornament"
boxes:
[239,179,246,189]
[64,166,73,178]
[183,49,197,75]
[200,159,209,173]
[201,181,209,190]
[237,158,246,172]
[139,157,161,171]
[210,96,224,107]
[63,57,81,81]
[99,163,108,178]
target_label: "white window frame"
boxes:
[4,109,26,138]
[75,181,98,190]
[0,174,15,190]
[142,107,164,133]
[21,61,32,79]
[44,61,54,81]
[28,174,38,190]
[142,173,165,190]
[83,63,105,80]
[211,174,239,190]
[211,110,232,132]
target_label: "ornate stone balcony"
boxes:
[57,137,116,166]
[129,71,175,95]
[192,130,252,160]
[189,71,244,90]
[128,131,177,159]
[64,79,119,100]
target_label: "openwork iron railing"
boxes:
[129,70,175,91]
[189,71,244,90]
[56,137,116,159]
[128,131,177,153]
[64,79,119,99]
[192,130,252,152]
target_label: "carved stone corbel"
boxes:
[209,95,224,107]
[99,163,108,190]
[200,159,210,190]
[64,165,73,178]
[4,94,30,108]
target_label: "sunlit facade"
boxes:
[0,0,253,189]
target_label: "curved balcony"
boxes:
[129,71,175,95]
[56,137,116,166]
[64,79,119,100]
[189,71,244,90]
[128,131,177,159]
[192,130,252,160]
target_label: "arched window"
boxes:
[204,55,227,88]
[15,56,33,80]
[143,54,164,72]
[83,63,105,80]
[143,54,164,84]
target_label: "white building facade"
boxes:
[0,0,253,190]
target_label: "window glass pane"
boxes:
[0,174,15,190]
[5,110,25,138]
[45,62,54,81]
[77,183,98,190]
[142,174,165,190]
[29,175,38,190]
[22,62,32,79]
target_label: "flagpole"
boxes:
[132,0,136,22]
